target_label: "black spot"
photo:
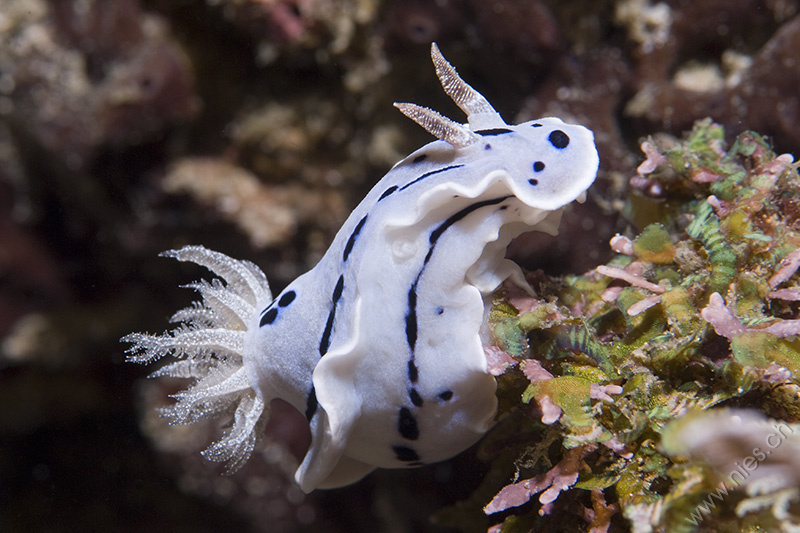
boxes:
[533,161,545,172]
[305,387,318,420]
[259,308,278,327]
[484,144,492,150]
[405,285,418,350]
[528,178,539,186]
[399,164,464,192]
[408,360,418,382]
[332,275,345,302]
[379,185,398,201]
[398,407,419,440]
[476,128,513,135]
[532,123,543,128]
[343,216,368,261]
[278,290,296,307]
[438,390,453,401]
[436,306,444,315]
[392,445,420,462]
[412,154,428,163]
[409,388,423,407]
[549,130,570,149]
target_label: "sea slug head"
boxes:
[395,43,599,212]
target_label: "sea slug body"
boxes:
[123,43,599,493]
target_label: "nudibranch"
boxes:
[123,43,599,493]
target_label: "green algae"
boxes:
[461,120,800,532]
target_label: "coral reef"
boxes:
[625,11,800,155]
[466,121,800,532]
[3,0,800,530]
[0,0,198,171]
[662,409,800,532]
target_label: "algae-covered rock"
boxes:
[470,120,800,532]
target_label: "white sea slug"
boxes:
[123,43,599,493]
